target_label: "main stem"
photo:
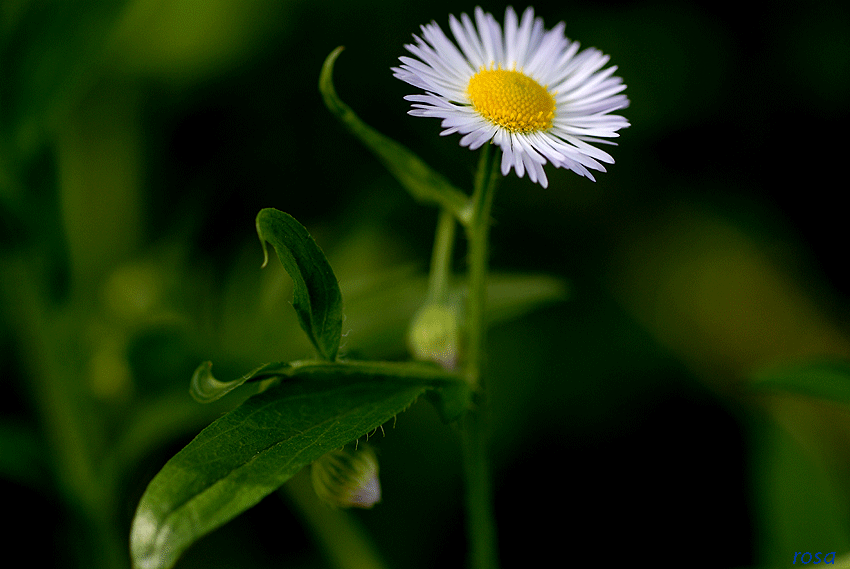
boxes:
[464,144,498,388]
[461,144,500,569]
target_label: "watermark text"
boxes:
[793,552,836,565]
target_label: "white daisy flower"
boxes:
[392,6,630,187]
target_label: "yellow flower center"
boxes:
[466,67,556,133]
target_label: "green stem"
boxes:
[461,407,498,569]
[464,145,499,389]
[427,207,457,304]
[460,144,500,569]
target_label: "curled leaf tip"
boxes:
[260,244,270,269]
[190,361,249,403]
[256,212,271,268]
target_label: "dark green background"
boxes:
[2,0,849,567]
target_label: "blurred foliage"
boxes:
[2,0,850,568]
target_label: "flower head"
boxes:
[392,6,629,187]
[407,301,462,370]
[311,445,381,509]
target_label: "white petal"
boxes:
[393,7,629,186]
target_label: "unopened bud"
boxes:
[407,302,461,369]
[311,445,381,509]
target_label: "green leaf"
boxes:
[287,360,473,423]
[190,358,463,403]
[319,47,472,225]
[190,361,275,403]
[256,208,343,361]
[750,359,850,406]
[748,412,850,566]
[131,370,434,569]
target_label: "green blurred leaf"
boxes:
[342,269,568,358]
[484,273,569,325]
[750,359,850,406]
[748,412,850,567]
[256,208,343,361]
[319,46,472,225]
[1,0,132,156]
[131,369,436,569]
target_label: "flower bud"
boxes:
[407,302,461,369]
[311,445,381,509]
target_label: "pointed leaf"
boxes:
[319,47,472,225]
[256,208,343,361]
[131,371,433,569]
